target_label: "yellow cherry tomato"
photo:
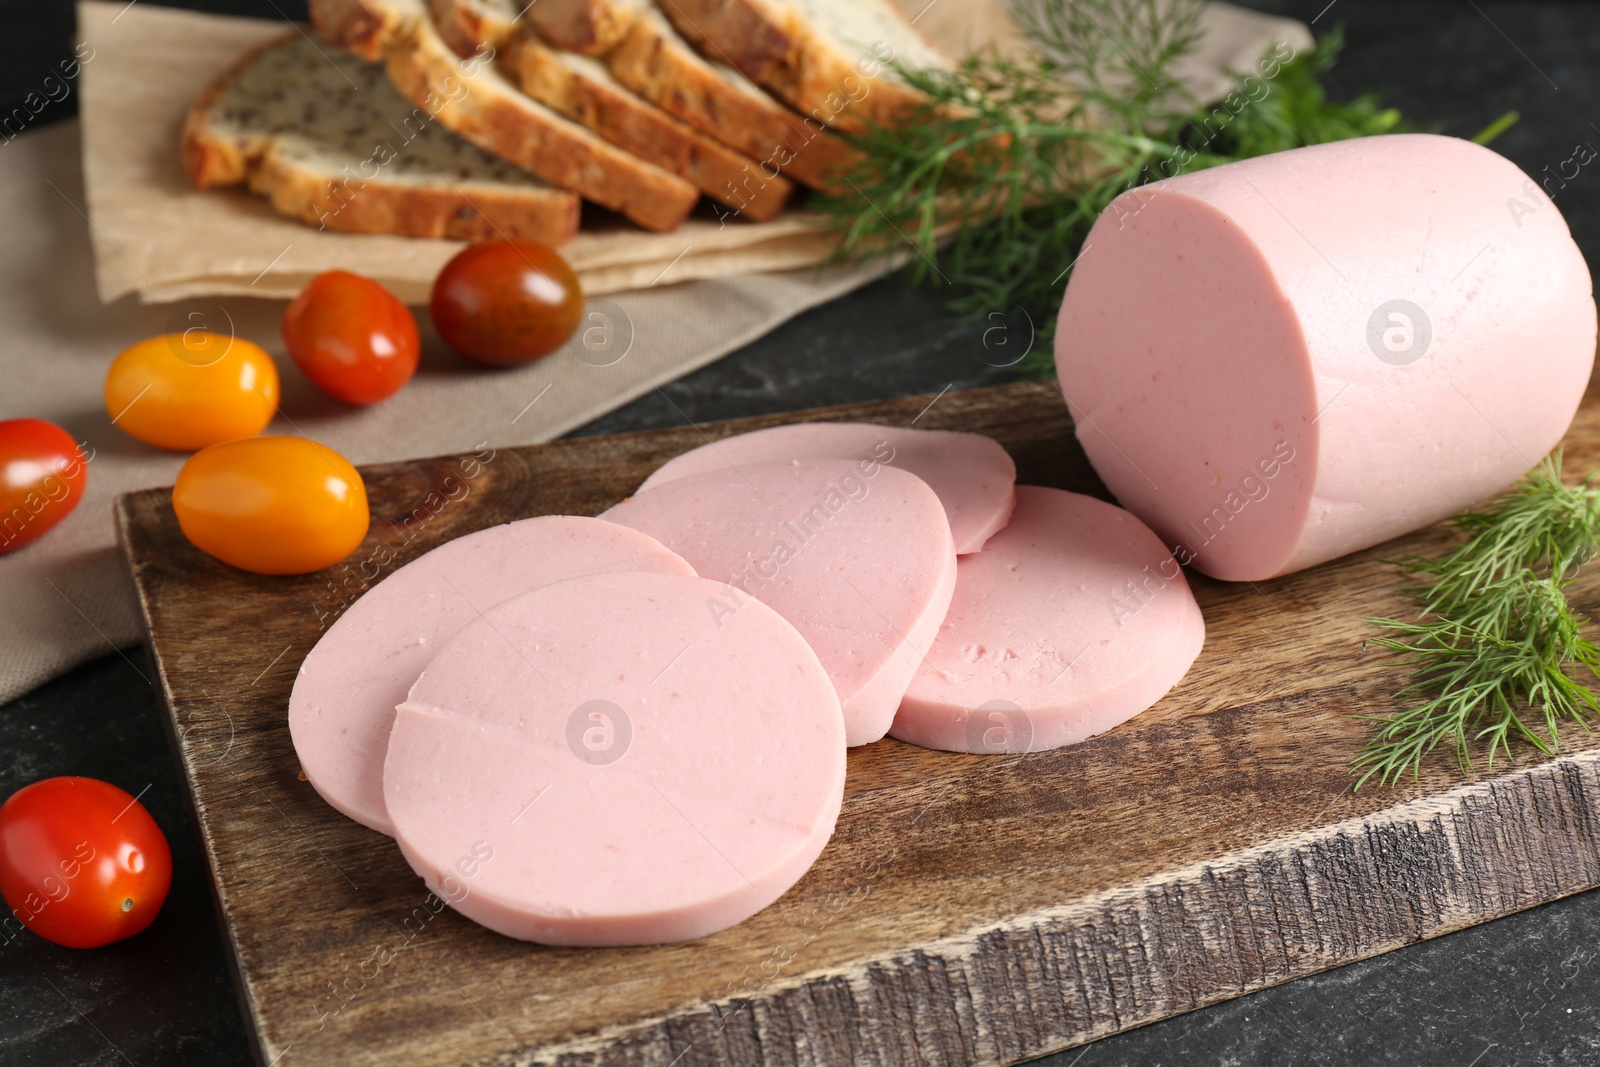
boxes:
[173,436,369,574]
[105,332,280,451]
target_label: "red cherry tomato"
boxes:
[0,418,89,554]
[430,239,583,366]
[0,777,172,949]
[283,271,420,405]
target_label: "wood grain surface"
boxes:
[115,379,1600,1067]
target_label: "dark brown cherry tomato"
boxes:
[0,777,172,949]
[0,418,88,554]
[429,240,583,366]
[283,271,420,405]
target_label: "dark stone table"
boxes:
[4,1,1599,1063]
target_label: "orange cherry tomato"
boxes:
[0,777,172,949]
[173,436,369,574]
[283,271,420,405]
[0,418,88,554]
[430,239,583,366]
[104,332,280,451]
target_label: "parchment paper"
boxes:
[0,0,1309,707]
[76,0,1311,304]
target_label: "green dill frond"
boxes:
[1358,456,1600,788]
[1190,25,1406,161]
[817,3,1428,381]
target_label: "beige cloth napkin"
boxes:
[0,2,1309,705]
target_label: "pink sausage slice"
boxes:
[385,571,845,945]
[605,459,957,746]
[288,516,695,835]
[1057,134,1596,581]
[637,423,1018,554]
[892,486,1204,753]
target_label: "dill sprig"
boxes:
[1010,0,1204,136]
[1357,456,1600,788]
[817,5,1417,377]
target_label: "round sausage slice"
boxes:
[605,458,957,746]
[637,423,1017,554]
[1057,133,1595,581]
[288,515,695,835]
[385,571,845,945]
[891,486,1204,753]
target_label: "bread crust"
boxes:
[249,149,581,242]
[658,0,792,87]
[313,0,700,231]
[430,0,517,55]
[183,31,579,243]
[606,13,854,189]
[657,0,938,133]
[391,25,698,229]
[181,32,290,189]
[509,37,792,220]
[308,0,405,59]
[525,0,636,55]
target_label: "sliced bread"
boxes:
[310,0,700,231]
[432,0,793,220]
[655,0,952,133]
[607,6,854,188]
[442,0,854,190]
[183,32,580,243]
[505,35,794,220]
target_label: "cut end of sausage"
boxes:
[1057,186,1319,582]
[1058,134,1596,582]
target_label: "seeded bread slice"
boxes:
[607,7,854,189]
[310,0,699,231]
[431,0,793,220]
[183,32,580,243]
[656,0,952,133]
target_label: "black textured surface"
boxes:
[0,654,250,1067]
[3,0,1600,1065]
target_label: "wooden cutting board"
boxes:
[115,380,1600,1067]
